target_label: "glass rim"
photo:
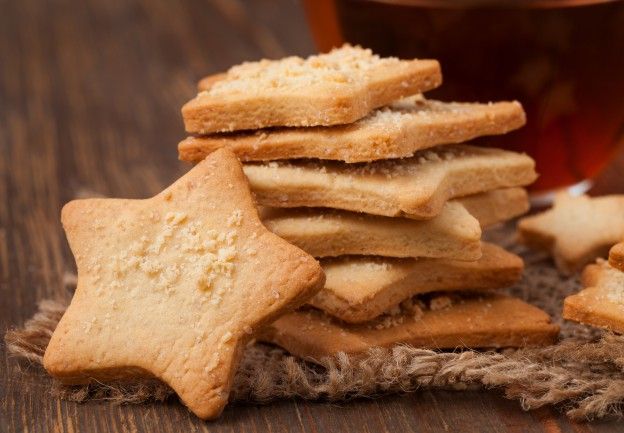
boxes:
[353,0,622,9]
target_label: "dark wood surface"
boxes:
[1,0,623,432]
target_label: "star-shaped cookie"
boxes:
[563,259,624,332]
[261,294,559,361]
[243,144,536,219]
[182,45,441,133]
[518,193,624,274]
[43,148,325,419]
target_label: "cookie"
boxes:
[43,149,325,419]
[182,45,442,133]
[311,243,523,323]
[244,144,537,219]
[260,200,481,259]
[518,193,624,274]
[261,188,526,259]
[563,260,624,333]
[457,187,529,227]
[261,295,559,361]
[179,96,525,163]
[609,242,624,272]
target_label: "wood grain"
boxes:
[1,0,623,432]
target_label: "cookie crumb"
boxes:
[227,210,243,227]
[430,295,452,311]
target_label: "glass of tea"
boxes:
[303,0,624,195]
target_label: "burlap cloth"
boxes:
[5,225,624,420]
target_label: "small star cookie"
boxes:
[43,148,325,419]
[563,259,624,333]
[518,193,624,274]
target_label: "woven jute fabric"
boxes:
[5,226,624,420]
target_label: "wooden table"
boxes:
[1,1,623,432]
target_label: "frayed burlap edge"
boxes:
[5,296,624,420]
[5,228,624,420]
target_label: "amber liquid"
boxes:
[304,0,624,192]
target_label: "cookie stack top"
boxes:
[180,45,558,360]
[183,45,442,132]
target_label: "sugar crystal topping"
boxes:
[250,145,470,180]
[89,208,243,307]
[358,96,521,131]
[201,45,400,96]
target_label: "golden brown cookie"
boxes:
[182,45,441,133]
[260,188,527,259]
[310,243,523,323]
[609,242,624,272]
[43,149,325,419]
[261,295,559,361]
[260,200,481,259]
[563,260,624,333]
[244,144,537,219]
[518,193,624,274]
[179,96,525,163]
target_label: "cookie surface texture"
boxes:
[43,148,325,419]
[244,144,537,219]
[179,97,525,163]
[182,45,441,133]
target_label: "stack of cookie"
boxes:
[181,45,559,360]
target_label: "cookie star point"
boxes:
[609,242,624,272]
[44,148,325,419]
